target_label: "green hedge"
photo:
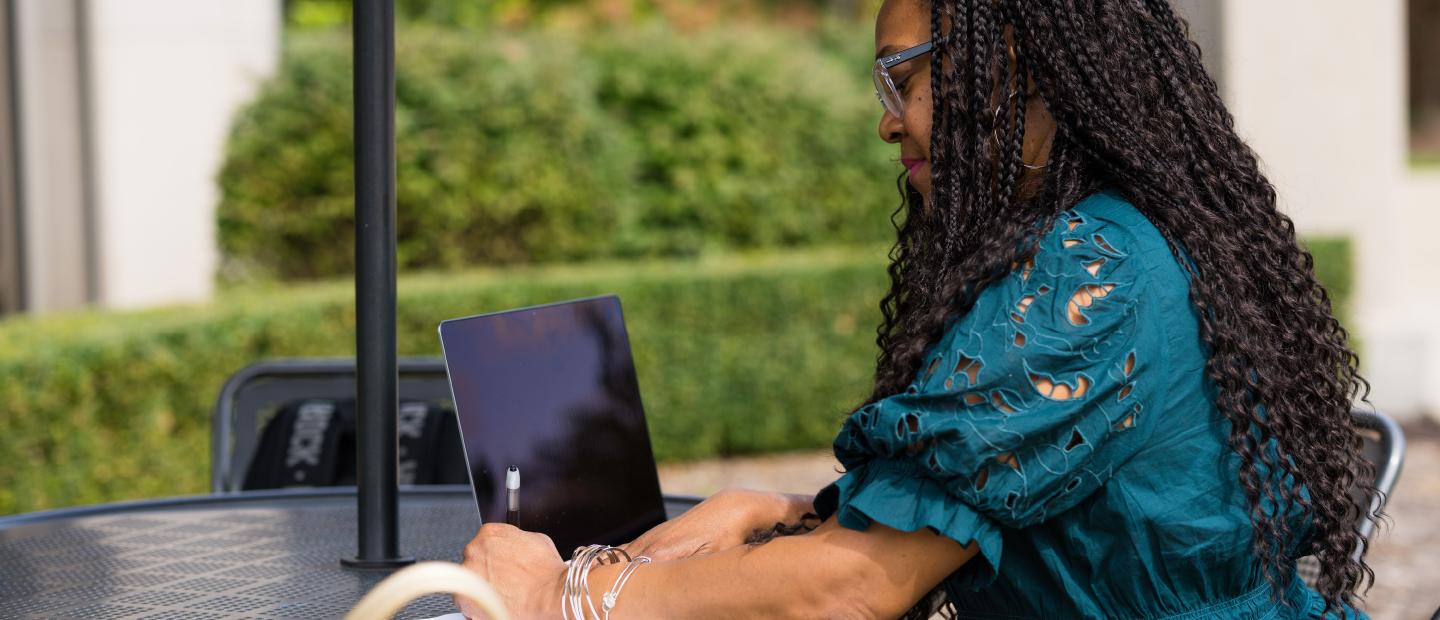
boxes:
[0,239,1353,516]
[1304,237,1352,324]
[217,24,893,282]
[281,0,874,31]
[0,248,892,516]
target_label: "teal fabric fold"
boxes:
[815,458,1004,590]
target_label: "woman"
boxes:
[457,0,1378,617]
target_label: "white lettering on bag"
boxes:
[286,402,335,471]
[396,402,428,485]
[398,402,427,439]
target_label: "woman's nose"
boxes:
[878,109,904,144]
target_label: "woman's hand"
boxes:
[620,487,814,562]
[455,523,565,619]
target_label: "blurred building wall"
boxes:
[10,0,92,313]
[0,3,17,315]
[86,0,280,309]
[6,0,280,313]
[1397,170,1440,416]
[1216,0,1437,418]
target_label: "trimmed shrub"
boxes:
[0,248,892,516]
[0,239,1353,516]
[217,24,895,282]
[1304,237,1353,325]
[582,25,892,257]
[281,0,878,31]
[218,29,641,280]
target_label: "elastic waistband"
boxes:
[1156,576,1317,620]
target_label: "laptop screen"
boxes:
[438,295,667,554]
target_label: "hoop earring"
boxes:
[992,90,1046,170]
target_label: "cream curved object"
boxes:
[346,561,510,620]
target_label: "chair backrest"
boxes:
[211,357,457,493]
[1349,408,1405,543]
[1296,408,1406,585]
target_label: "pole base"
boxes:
[341,555,416,570]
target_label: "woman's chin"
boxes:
[908,179,932,208]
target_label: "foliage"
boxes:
[217,24,893,281]
[1409,151,1440,169]
[0,238,1354,516]
[281,0,877,30]
[218,29,636,280]
[1303,236,1353,326]
[581,25,891,256]
[284,0,506,30]
[0,248,892,515]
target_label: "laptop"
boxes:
[438,294,668,554]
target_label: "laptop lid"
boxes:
[438,294,667,554]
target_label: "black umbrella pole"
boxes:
[342,0,412,570]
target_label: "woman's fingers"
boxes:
[619,530,658,556]
[620,537,684,562]
[456,524,565,617]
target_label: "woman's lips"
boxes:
[901,158,926,174]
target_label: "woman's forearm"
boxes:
[560,517,975,619]
[575,526,858,619]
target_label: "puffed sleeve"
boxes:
[814,206,1164,589]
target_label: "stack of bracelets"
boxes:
[562,544,652,620]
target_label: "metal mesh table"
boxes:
[0,487,699,619]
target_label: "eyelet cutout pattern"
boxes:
[1064,428,1086,451]
[1066,283,1116,325]
[1113,403,1142,432]
[955,356,982,386]
[990,390,1018,414]
[1092,233,1121,254]
[895,412,921,438]
[996,452,1019,471]
[1029,371,1093,401]
[924,356,942,380]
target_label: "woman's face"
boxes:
[875,0,935,201]
[873,0,1058,206]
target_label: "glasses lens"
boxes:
[872,60,904,118]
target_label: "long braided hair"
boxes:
[867,0,1377,614]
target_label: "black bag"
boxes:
[243,399,348,489]
[243,399,467,490]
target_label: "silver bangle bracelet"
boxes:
[601,555,650,619]
[562,545,631,620]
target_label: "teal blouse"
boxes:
[814,190,1365,619]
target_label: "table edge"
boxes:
[0,487,706,529]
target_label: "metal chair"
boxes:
[210,357,454,493]
[1350,408,1405,543]
[1296,408,1406,585]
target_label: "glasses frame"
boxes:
[873,41,934,118]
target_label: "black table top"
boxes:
[0,486,700,619]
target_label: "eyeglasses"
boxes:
[873,41,933,118]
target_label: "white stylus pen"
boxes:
[505,465,520,526]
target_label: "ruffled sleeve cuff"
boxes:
[813,458,1004,591]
